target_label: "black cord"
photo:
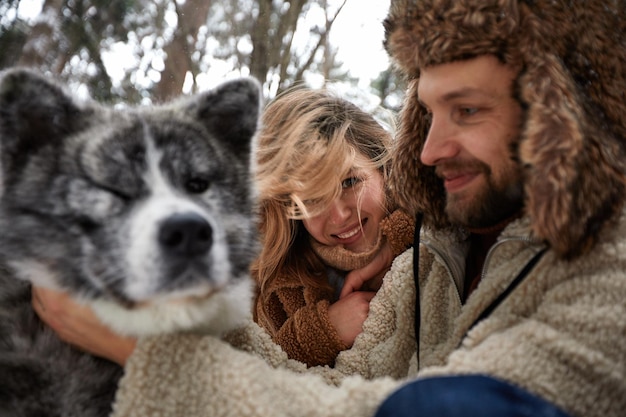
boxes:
[467,247,547,332]
[412,212,423,359]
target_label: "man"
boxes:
[35,1,626,416]
[374,1,626,415]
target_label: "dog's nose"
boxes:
[159,212,212,257]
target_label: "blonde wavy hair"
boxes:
[251,87,393,332]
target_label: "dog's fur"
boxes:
[0,68,261,417]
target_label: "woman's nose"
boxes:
[328,197,352,225]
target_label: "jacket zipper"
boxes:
[480,236,543,283]
[423,235,540,307]
[421,240,463,306]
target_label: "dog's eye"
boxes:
[75,216,100,234]
[185,177,210,194]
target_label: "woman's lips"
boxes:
[333,219,367,244]
[336,226,361,239]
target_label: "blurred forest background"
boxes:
[0,0,405,117]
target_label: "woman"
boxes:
[252,88,414,366]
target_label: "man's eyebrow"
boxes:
[418,87,492,107]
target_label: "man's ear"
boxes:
[0,68,91,166]
[187,77,262,158]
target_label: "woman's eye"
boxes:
[301,198,323,213]
[341,176,361,189]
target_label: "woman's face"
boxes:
[302,157,386,254]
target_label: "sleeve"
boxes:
[274,297,348,367]
[257,279,347,368]
[380,209,415,258]
[111,252,421,417]
[111,330,401,417]
[334,250,417,380]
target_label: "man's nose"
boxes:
[420,114,459,166]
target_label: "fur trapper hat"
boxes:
[384,0,626,259]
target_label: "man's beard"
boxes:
[443,161,523,229]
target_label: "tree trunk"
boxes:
[250,0,308,90]
[154,0,212,101]
[17,0,64,70]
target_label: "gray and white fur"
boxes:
[0,68,261,417]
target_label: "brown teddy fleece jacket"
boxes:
[255,209,414,367]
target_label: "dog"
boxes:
[0,68,261,417]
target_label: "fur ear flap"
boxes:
[519,54,626,259]
[0,68,87,154]
[390,79,448,228]
[189,77,262,157]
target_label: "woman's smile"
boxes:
[333,219,368,243]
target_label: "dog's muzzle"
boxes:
[158,212,212,258]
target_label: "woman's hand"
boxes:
[339,241,394,299]
[327,290,376,347]
[31,286,136,366]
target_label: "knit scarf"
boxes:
[309,228,384,271]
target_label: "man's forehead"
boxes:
[417,56,516,105]
[417,87,494,107]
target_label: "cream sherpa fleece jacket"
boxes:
[110,0,626,414]
[111,214,626,417]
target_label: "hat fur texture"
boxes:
[384,0,626,259]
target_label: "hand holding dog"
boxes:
[32,286,136,366]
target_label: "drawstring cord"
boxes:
[412,212,423,359]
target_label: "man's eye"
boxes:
[341,176,361,188]
[459,107,478,117]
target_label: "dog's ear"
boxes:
[188,77,262,157]
[0,68,90,162]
